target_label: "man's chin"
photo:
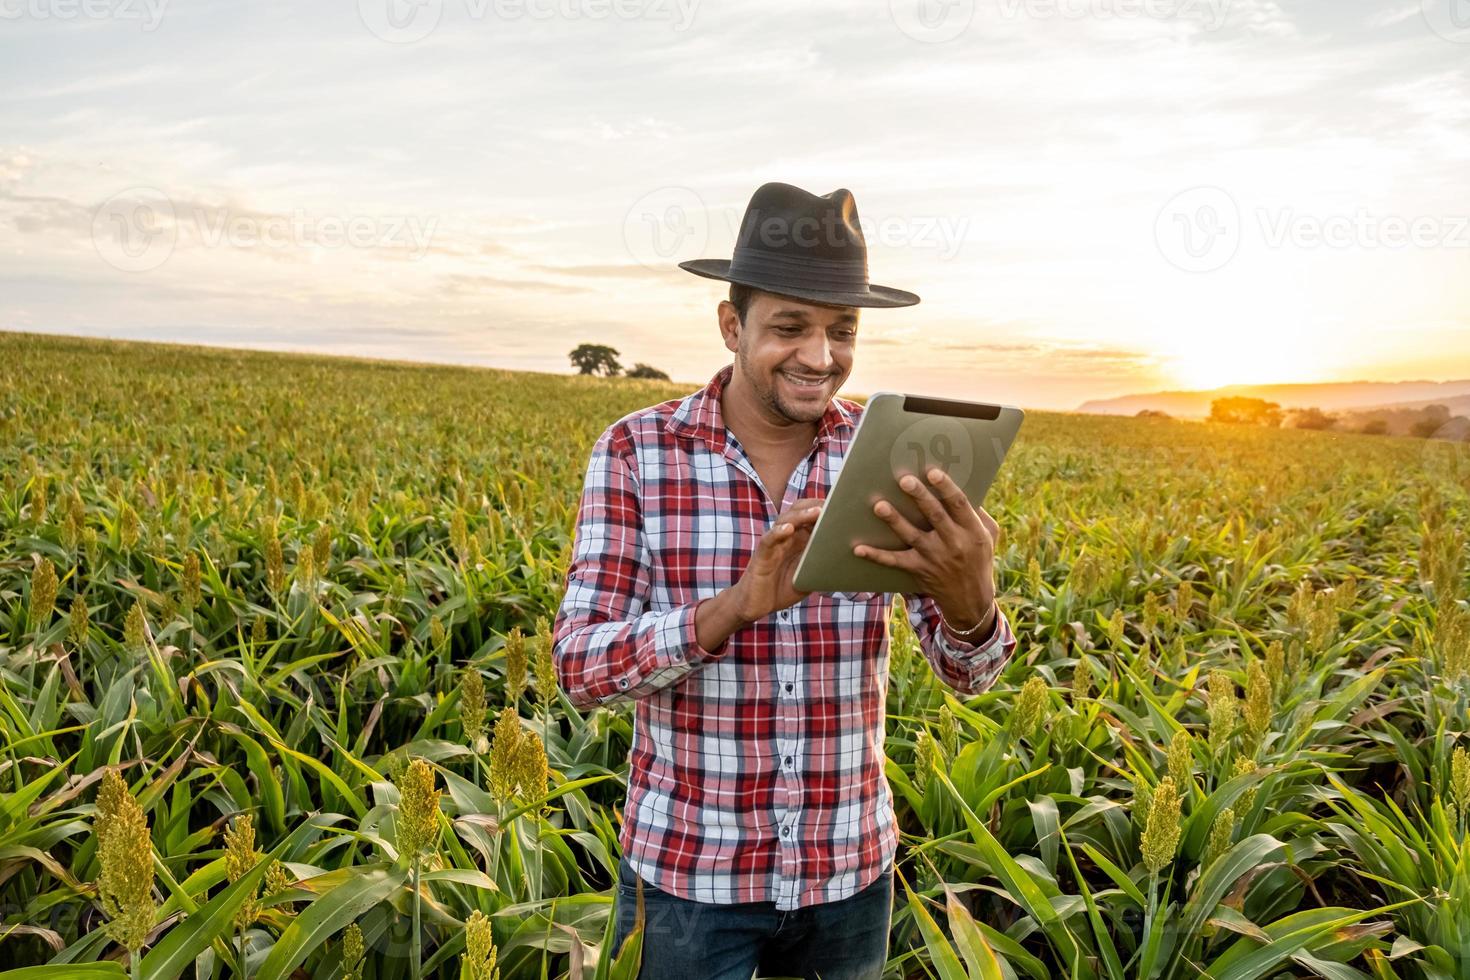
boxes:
[774,398,828,424]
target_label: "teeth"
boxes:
[783,372,827,387]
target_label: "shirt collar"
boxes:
[667,362,856,454]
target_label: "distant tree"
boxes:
[1288,407,1337,431]
[1409,404,1452,439]
[1136,409,1172,419]
[626,363,670,381]
[569,343,622,377]
[1209,396,1284,428]
[1358,418,1389,436]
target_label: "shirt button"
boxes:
[784,683,793,693]
[618,678,628,688]
[778,610,790,621]
[783,756,793,767]
[781,826,791,837]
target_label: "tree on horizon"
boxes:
[626,363,670,381]
[569,343,623,377]
[1210,396,1284,427]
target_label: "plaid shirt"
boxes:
[552,363,1016,910]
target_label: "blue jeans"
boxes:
[609,855,893,980]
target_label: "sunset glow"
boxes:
[2,1,1467,410]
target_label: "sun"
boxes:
[1162,325,1314,391]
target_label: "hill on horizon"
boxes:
[1077,378,1470,419]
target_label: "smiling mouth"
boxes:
[780,371,830,391]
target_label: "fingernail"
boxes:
[901,476,917,490]
[929,468,943,483]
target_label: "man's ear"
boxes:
[717,300,741,355]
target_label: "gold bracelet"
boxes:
[940,602,995,638]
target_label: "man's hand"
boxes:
[729,498,824,623]
[854,467,1000,629]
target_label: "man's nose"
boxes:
[795,332,836,372]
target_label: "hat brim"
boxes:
[678,259,920,309]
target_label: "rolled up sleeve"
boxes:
[904,593,1016,697]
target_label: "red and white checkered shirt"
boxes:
[552,362,1016,910]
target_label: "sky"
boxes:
[2,0,1468,410]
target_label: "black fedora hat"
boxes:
[678,182,921,309]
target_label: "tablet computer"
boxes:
[792,392,1024,595]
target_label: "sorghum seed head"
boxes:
[532,617,556,703]
[463,908,500,980]
[341,922,365,980]
[1203,807,1236,870]
[1012,676,1049,740]
[29,555,59,627]
[1140,776,1182,874]
[96,768,154,953]
[69,597,90,649]
[1244,660,1271,741]
[124,601,147,653]
[1451,746,1470,811]
[1167,730,1192,793]
[395,758,441,860]
[489,708,523,805]
[513,729,549,808]
[1207,670,1238,751]
[461,667,488,751]
[503,628,527,705]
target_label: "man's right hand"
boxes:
[730,498,824,624]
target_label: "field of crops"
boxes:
[1,329,1468,979]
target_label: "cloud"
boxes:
[439,273,589,295]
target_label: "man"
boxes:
[552,182,1017,980]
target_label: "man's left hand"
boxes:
[853,466,1000,630]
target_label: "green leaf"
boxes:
[253,863,409,980]
[139,815,328,979]
[0,967,127,980]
